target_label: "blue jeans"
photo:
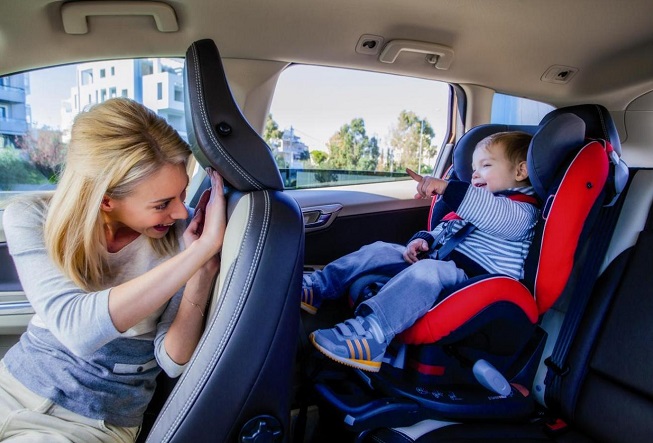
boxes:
[308,241,468,342]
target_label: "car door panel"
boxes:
[290,180,431,266]
[0,234,31,358]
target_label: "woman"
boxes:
[0,98,226,442]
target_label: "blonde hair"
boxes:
[44,98,191,291]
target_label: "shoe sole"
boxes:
[301,287,318,314]
[310,333,382,372]
[300,302,317,315]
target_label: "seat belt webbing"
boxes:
[435,223,475,260]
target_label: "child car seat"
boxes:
[312,106,625,431]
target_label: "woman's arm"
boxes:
[4,198,119,356]
[162,260,218,365]
[3,170,226,357]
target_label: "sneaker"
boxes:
[310,315,387,372]
[301,274,320,315]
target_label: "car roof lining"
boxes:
[3,0,653,110]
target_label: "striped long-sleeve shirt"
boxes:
[411,180,540,280]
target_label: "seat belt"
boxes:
[435,192,539,260]
[434,222,475,260]
[543,172,631,409]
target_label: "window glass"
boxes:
[0,58,187,209]
[268,65,451,189]
[490,93,555,125]
[0,60,452,207]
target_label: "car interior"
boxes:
[2,1,653,442]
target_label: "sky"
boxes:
[25,61,451,153]
[269,65,450,151]
[27,65,77,128]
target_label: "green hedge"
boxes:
[0,148,48,190]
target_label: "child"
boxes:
[303,131,540,372]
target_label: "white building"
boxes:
[0,73,29,147]
[277,127,309,168]
[61,58,186,141]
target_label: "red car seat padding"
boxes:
[400,276,538,344]
[534,141,609,313]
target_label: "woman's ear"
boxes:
[515,160,529,182]
[100,196,114,212]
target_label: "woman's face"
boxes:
[101,163,190,239]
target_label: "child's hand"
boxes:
[403,238,429,264]
[406,168,448,199]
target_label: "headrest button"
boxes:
[216,121,232,136]
[586,182,593,189]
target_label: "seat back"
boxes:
[144,39,304,443]
[526,115,609,314]
[552,169,652,441]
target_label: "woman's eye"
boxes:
[155,201,170,210]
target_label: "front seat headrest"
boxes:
[184,39,284,191]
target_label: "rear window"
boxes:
[491,93,555,125]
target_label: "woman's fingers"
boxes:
[200,168,227,249]
[206,168,224,203]
[196,188,211,213]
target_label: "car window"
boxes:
[267,65,451,189]
[490,93,555,125]
[0,58,190,213]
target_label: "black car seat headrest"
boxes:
[527,113,586,199]
[184,38,283,192]
[539,104,621,156]
[540,104,628,205]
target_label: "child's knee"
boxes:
[411,259,464,283]
[361,241,399,255]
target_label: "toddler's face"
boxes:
[471,143,525,193]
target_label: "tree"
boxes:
[263,113,283,148]
[264,114,288,169]
[0,147,48,190]
[310,150,328,165]
[16,127,67,183]
[325,118,379,171]
[387,110,437,174]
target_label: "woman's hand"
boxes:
[183,168,227,257]
[406,168,448,199]
[403,238,429,264]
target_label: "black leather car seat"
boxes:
[143,39,304,443]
